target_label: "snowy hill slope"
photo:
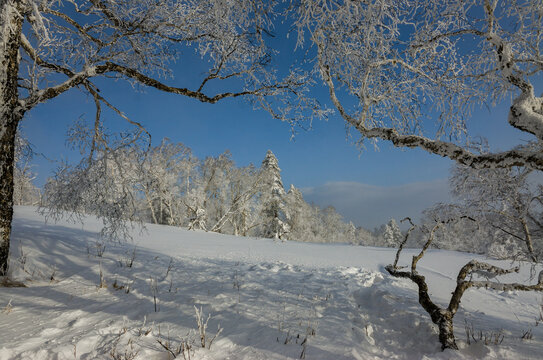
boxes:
[0,206,542,359]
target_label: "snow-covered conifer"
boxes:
[259,150,289,240]
[383,219,402,248]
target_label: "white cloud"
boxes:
[301,179,452,230]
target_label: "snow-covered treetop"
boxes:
[288,184,303,198]
[262,150,281,172]
[261,150,285,195]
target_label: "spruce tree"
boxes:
[259,150,289,240]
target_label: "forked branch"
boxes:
[386,217,543,351]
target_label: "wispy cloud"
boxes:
[301,179,452,230]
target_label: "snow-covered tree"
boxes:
[187,208,207,231]
[215,164,261,236]
[383,219,402,248]
[392,163,543,350]
[387,216,543,351]
[0,0,321,276]
[42,123,144,240]
[13,134,40,206]
[292,2,543,349]
[178,151,262,235]
[320,206,348,243]
[345,222,357,245]
[136,140,193,226]
[355,226,377,246]
[285,184,360,244]
[285,185,315,242]
[259,150,289,240]
[417,156,543,261]
[421,204,487,254]
[449,161,543,261]
[295,0,543,170]
[202,152,239,232]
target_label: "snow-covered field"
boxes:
[1,207,542,359]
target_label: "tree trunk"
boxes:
[144,188,159,224]
[0,0,23,276]
[436,311,458,350]
[419,283,459,350]
[386,266,460,351]
[520,218,537,262]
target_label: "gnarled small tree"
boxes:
[386,218,543,350]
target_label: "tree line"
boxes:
[27,134,357,243]
[14,131,542,259]
[14,128,410,246]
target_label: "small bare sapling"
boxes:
[194,306,223,349]
[150,277,159,312]
[98,262,107,288]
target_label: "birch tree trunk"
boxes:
[0,0,23,276]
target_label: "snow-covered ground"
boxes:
[1,207,542,359]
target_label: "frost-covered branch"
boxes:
[320,63,543,170]
[296,0,543,171]
[448,260,543,315]
[15,0,320,121]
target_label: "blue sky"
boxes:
[20,19,536,230]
